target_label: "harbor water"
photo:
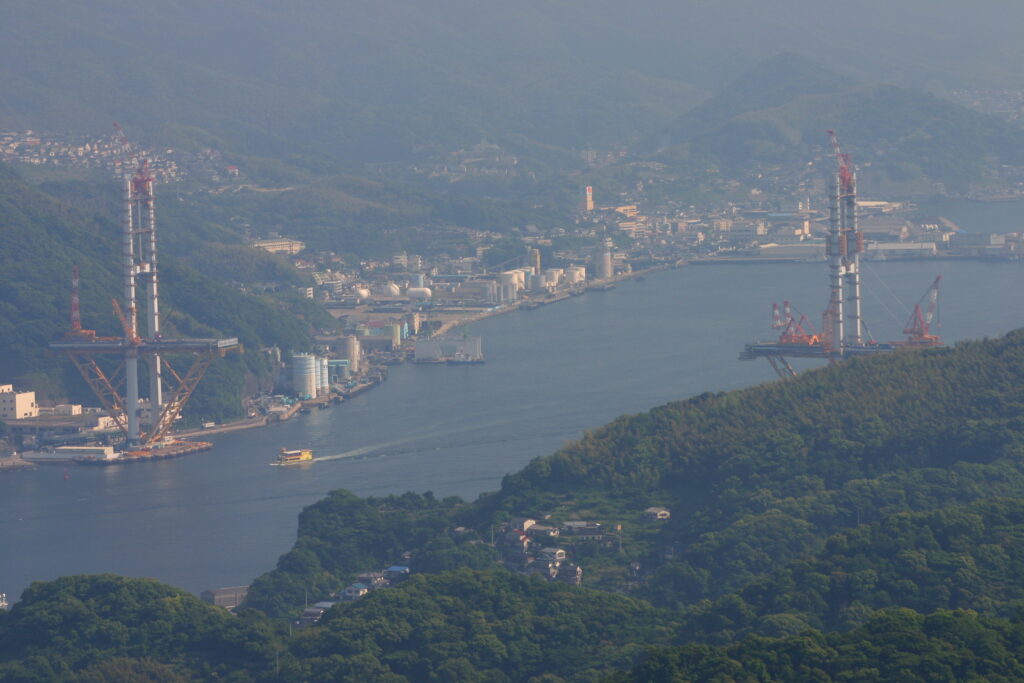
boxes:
[2,260,1023,600]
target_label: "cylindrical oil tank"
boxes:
[598,249,613,280]
[385,283,401,297]
[500,272,518,302]
[346,335,361,374]
[292,354,317,399]
[407,287,433,299]
[532,272,547,292]
[567,266,586,283]
[544,268,564,286]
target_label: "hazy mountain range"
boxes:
[3,0,1023,168]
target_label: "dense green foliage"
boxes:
[290,569,669,681]
[617,609,1024,682]
[0,575,281,681]
[9,333,1024,680]
[245,491,464,617]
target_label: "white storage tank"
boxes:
[355,287,371,300]
[499,272,518,303]
[407,287,433,300]
[384,283,401,297]
[292,354,317,399]
[319,357,330,393]
[567,266,586,284]
[346,335,361,374]
[532,271,547,292]
[544,268,564,286]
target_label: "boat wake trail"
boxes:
[313,436,420,463]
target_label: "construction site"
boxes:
[740,131,943,378]
[48,129,238,463]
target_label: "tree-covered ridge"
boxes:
[674,497,1024,643]
[245,491,467,617]
[0,575,282,681]
[290,569,669,681]
[616,609,1024,682]
[247,331,1024,624]
[8,334,1024,679]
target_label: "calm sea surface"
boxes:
[2,261,1023,600]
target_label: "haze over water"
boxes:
[2,261,1023,600]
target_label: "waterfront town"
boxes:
[2,125,1024,470]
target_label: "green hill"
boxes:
[6,333,1024,678]
[644,54,1024,194]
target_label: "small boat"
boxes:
[274,448,314,466]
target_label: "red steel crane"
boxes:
[902,275,942,345]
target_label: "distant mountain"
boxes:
[4,2,1024,170]
[643,53,1024,193]
[638,53,859,153]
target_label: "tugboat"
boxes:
[274,448,314,466]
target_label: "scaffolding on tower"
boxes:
[52,125,239,456]
[739,130,943,378]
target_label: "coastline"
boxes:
[159,265,672,443]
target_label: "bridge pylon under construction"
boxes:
[51,151,238,450]
[740,130,941,379]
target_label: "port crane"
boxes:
[900,275,942,346]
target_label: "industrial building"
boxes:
[250,237,306,255]
[0,384,38,420]
[414,337,484,363]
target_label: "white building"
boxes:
[0,384,38,420]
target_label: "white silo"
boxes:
[533,271,547,292]
[544,268,564,286]
[567,266,586,284]
[346,335,361,375]
[500,272,518,303]
[292,354,317,399]
[407,287,432,300]
[319,357,330,394]
[597,242,614,280]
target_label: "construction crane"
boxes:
[111,298,141,345]
[901,275,942,346]
[827,129,854,195]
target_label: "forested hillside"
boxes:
[5,333,1024,680]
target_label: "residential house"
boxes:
[644,507,671,521]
